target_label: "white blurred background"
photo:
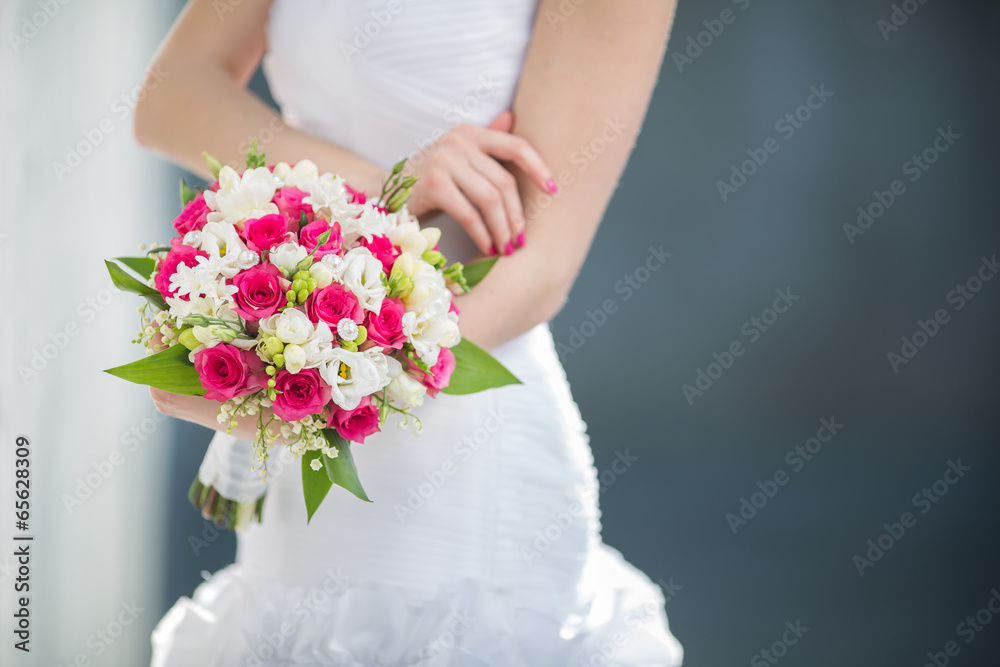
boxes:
[1,2,177,665]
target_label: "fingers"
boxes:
[486,110,514,133]
[477,130,556,196]
[429,173,494,256]
[470,153,524,251]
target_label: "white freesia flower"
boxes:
[386,373,426,409]
[388,221,430,257]
[268,242,309,274]
[309,260,340,288]
[303,172,354,222]
[320,348,390,410]
[283,344,307,374]
[340,247,386,313]
[259,308,313,345]
[199,221,249,277]
[205,166,278,225]
[340,204,391,243]
[300,321,336,368]
[272,160,319,190]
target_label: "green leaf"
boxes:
[245,140,266,170]
[302,450,334,523]
[114,256,156,279]
[104,344,206,395]
[463,256,498,288]
[321,430,372,502]
[105,259,166,310]
[180,178,197,207]
[202,151,223,179]
[441,338,521,395]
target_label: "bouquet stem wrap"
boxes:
[189,433,266,530]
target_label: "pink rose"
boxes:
[305,284,363,328]
[344,182,367,205]
[194,344,266,401]
[421,346,455,397]
[273,187,313,231]
[272,368,330,421]
[172,193,210,234]
[359,235,400,274]
[155,244,208,299]
[299,220,343,259]
[231,263,287,321]
[328,396,380,443]
[243,214,290,252]
[365,297,406,350]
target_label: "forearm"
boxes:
[453,0,675,349]
[133,1,384,192]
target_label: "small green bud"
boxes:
[391,159,406,176]
[422,250,445,269]
[273,353,285,368]
[400,175,418,188]
[286,289,296,302]
[386,187,411,213]
[297,288,309,303]
[267,378,277,388]
[178,328,200,351]
[262,336,284,358]
[202,152,224,179]
[265,365,277,376]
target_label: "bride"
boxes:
[137,1,682,665]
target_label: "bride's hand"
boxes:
[405,111,557,257]
[149,388,285,444]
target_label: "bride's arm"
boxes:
[453,0,676,349]
[135,0,556,255]
[133,0,385,193]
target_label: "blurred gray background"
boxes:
[2,0,998,665]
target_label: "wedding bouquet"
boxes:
[105,143,517,527]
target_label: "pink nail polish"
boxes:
[489,245,498,256]
[504,241,515,256]
[515,231,525,248]
[545,178,558,194]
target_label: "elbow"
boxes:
[132,84,157,149]
[132,60,170,149]
[532,273,575,327]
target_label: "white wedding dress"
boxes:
[151,1,683,665]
